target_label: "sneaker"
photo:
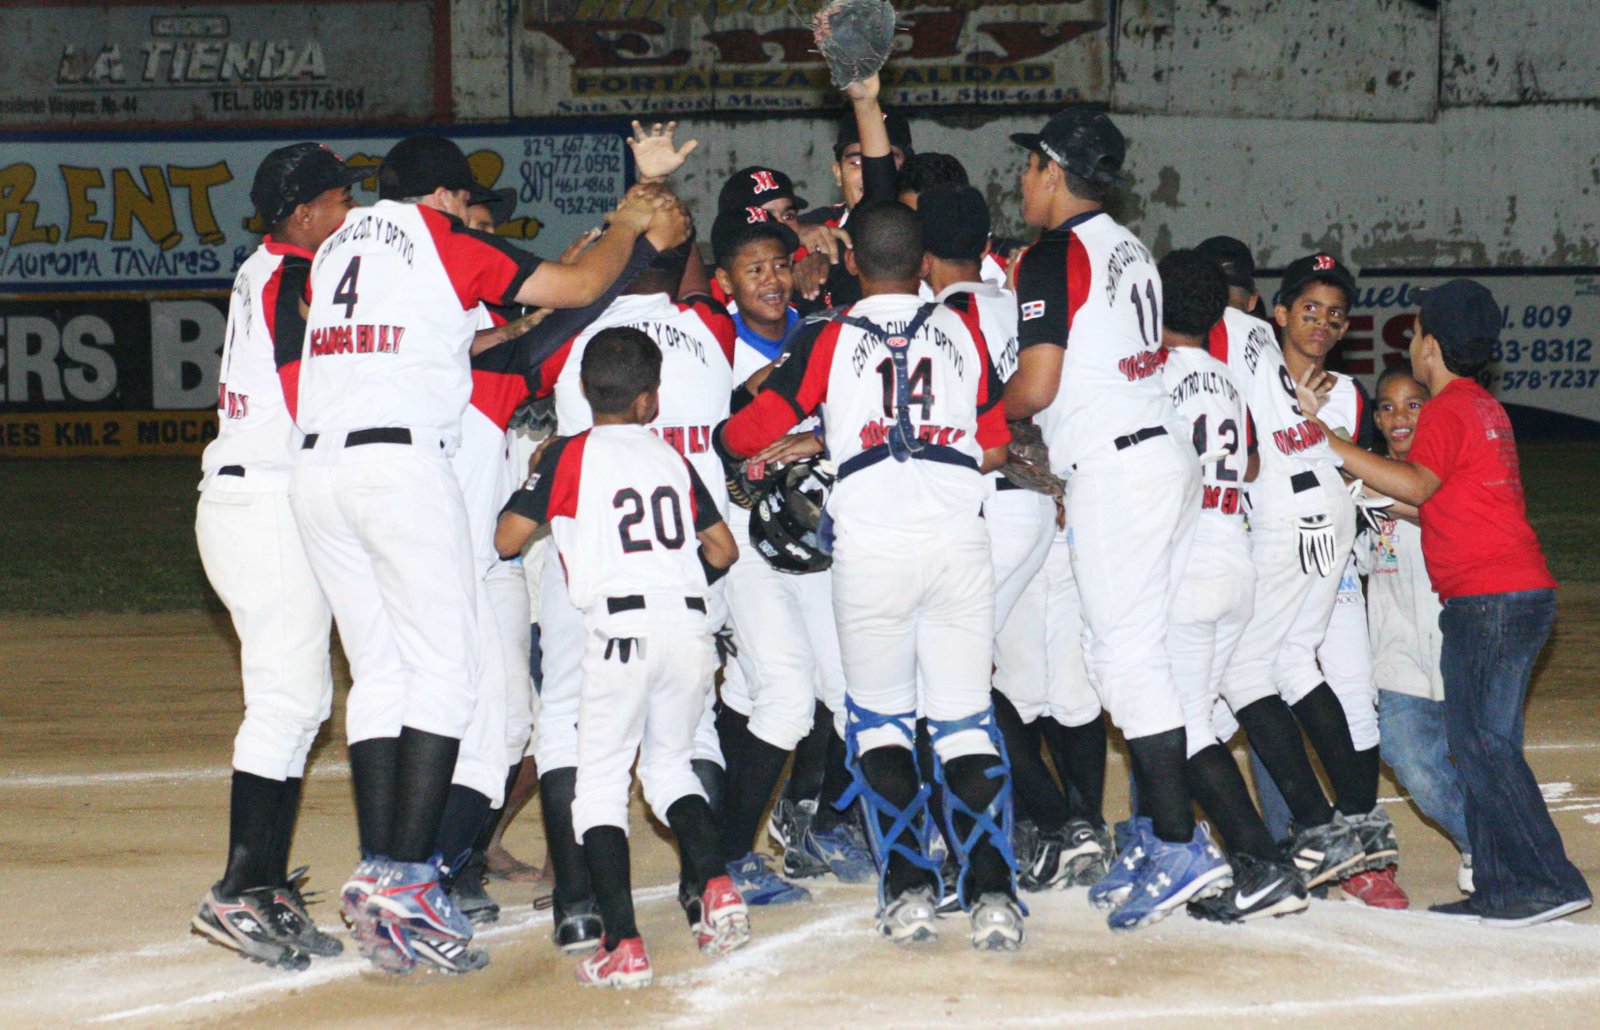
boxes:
[1481,897,1592,929]
[1427,897,1480,921]
[192,885,311,971]
[969,892,1025,952]
[410,934,490,973]
[727,852,811,906]
[1285,818,1366,889]
[1088,817,1152,911]
[1020,818,1105,892]
[1345,806,1400,871]
[878,886,938,945]
[1341,866,1409,910]
[803,824,877,883]
[553,898,604,954]
[576,936,653,989]
[443,851,500,926]
[1187,853,1309,923]
[935,857,962,916]
[367,858,474,941]
[1106,824,1232,931]
[769,798,832,879]
[695,875,751,956]
[269,867,343,957]
[1458,853,1475,895]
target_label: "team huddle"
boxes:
[190,69,1559,988]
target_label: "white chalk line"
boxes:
[0,762,350,790]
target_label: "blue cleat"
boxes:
[1087,817,1153,911]
[727,852,811,905]
[1106,824,1233,931]
[367,857,475,941]
[803,824,877,884]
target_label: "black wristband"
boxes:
[699,544,729,585]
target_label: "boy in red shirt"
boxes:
[1298,278,1591,928]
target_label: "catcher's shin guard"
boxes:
[927,707,1026,913]
[838,696,940,908]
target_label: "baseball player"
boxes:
[191,143,361,970]
[714,164,852,310]
[1004,109,1230,931]
[716,201,1026,952]
[1194,242,1370,892]
[897,156,1012,290]
[287,133,667,974]
[1155,249,1310,922]
[495,327,747,989]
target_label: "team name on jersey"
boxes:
[1104,238,1154,303]
[1242,322,1272,374]
[1169,368,1239,408]
[1273,419,1327,455]
[323,213,416,266]
[623,320,709,364]
[859,419,967,450]
[848,321,964,378]
[1202,484,1244,513]
[308,323,406,356]
[1118,349,1164,383]
[652,424,712,456]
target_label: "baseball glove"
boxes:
[726,457,777,511]
[1001,420,1065,497]
[811,0,898,89]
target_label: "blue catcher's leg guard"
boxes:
[838,695,941,909]
[926,706,1027,914]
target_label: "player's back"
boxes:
[1163,344,1249,543]
[1207,306,1338,485]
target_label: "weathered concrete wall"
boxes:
[453,0,512,120]
[1442,0,1598,106]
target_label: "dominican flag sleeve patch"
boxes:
[1021,300,1046,321]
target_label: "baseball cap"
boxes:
[467,186,517,226]
[718,166,808,216]
[1010,109,1127,187]
[1416,278,1501,368]
[917,183,990,261]
[711,207,800,266]
[1194,235,1257,292]
[379,134,498,205]
[1279,253,1358,305]
[251,142,366,226]
[834,109,914,158]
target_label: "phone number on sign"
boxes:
[209,87,366,114]
[1490,368,1600,391]
[1490,338,1593,364]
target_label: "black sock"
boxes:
[1290,684,1371,816]
[1041,714,1107,828]
[783,702,831,804]
[435,785,491,876]
[389,728,461,863]
[857,746,935,899]
[992,691,1069,832]
[719,726,790,863]
[219,771,284,894]
[811,730,853,833]
[692,758,726,819]
[1125,729,1193,844]
[667,794,724,895]
[265,775,303,887]
[1186,744,1279,862]
[1235,696,1334,828]
[1348,746,1380,815]
[942,754,1012,898]
[348,736,399,857]
[539,767,592,915]
[715,704,751,779]
[581,826,637,947]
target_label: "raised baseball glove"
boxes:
[811,0,898,89]
[1001,420,1065,497]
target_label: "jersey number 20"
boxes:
[614,486,686,553]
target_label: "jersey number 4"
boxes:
[332,257,361,319]
[615,486,686,553]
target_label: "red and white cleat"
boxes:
[1341,866,1410,910]
[575,936,652,989]
[696,875,751,956]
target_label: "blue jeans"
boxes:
[1378,690,1469,853]
[1248,747,1293,844]
[1440,589,1590,911]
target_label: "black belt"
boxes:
[1113,425,1166,451]
[606,595,707,615]
[994,478,1024,492]
[837,442,978,481]
[218,465,245,477]
[302,427,413,450]
[1291,470,1318,494]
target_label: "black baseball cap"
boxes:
[711,208,799,266]
[379,134,499,205]
[1010,109,1127,187]
[251,142,366,226]
[1416,278,1501,367]
[1195,235,1257,292]
[917,183,989,261]
[834,109,914,158]
[468,186,517,226]
[719,166,808,215]
[1279,253,1358,305]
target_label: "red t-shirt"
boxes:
[1408,377,1556,599]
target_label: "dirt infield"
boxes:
[3,591,1599,1028]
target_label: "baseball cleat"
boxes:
[1187,853,1309,923]
[935,857,962,916]
[340,892,416,974]
[1106,824,1232,931]
[192,885,311,971]
[1344,806,1400,872]
[727,851,811,905]
[1021,818,1106,892]
[1088,817,1152,911]
[1012,819,1040,876]
[969,892,1026,952]
[443,851,501,926]
[1479,897,1592,929]
[270,868,344,957]
[768,798,833,879]
[366,858,474,941]
[1285,818,1366,889]
[1340,866,1409,910]
[410,933,490,974]
[695,875,751,956]
[576,936,652,989]
[553,898,605,954]
[802,824,877,883]
[878,886,939,945]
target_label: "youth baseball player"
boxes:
[1004,110,1230,930]
[191,143,361,970]
[496,327,747,989]
[287,133,667,974]
[716,201,1026,952]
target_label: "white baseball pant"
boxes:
[1041,531,1102,727]
[449,574,510,806]
[486,559,535,759]
[986,485,1056,629]
[196,482,334,780]
[1167,525,1255,758]
[1317,556,1379,750]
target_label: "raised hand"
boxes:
[627,120,699,182]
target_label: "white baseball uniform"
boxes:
[1207,307,1356,711]
[504,426,723,837]
[1013,210,1199,741]
[1162,343,1255,757]
[197,237,333,781]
